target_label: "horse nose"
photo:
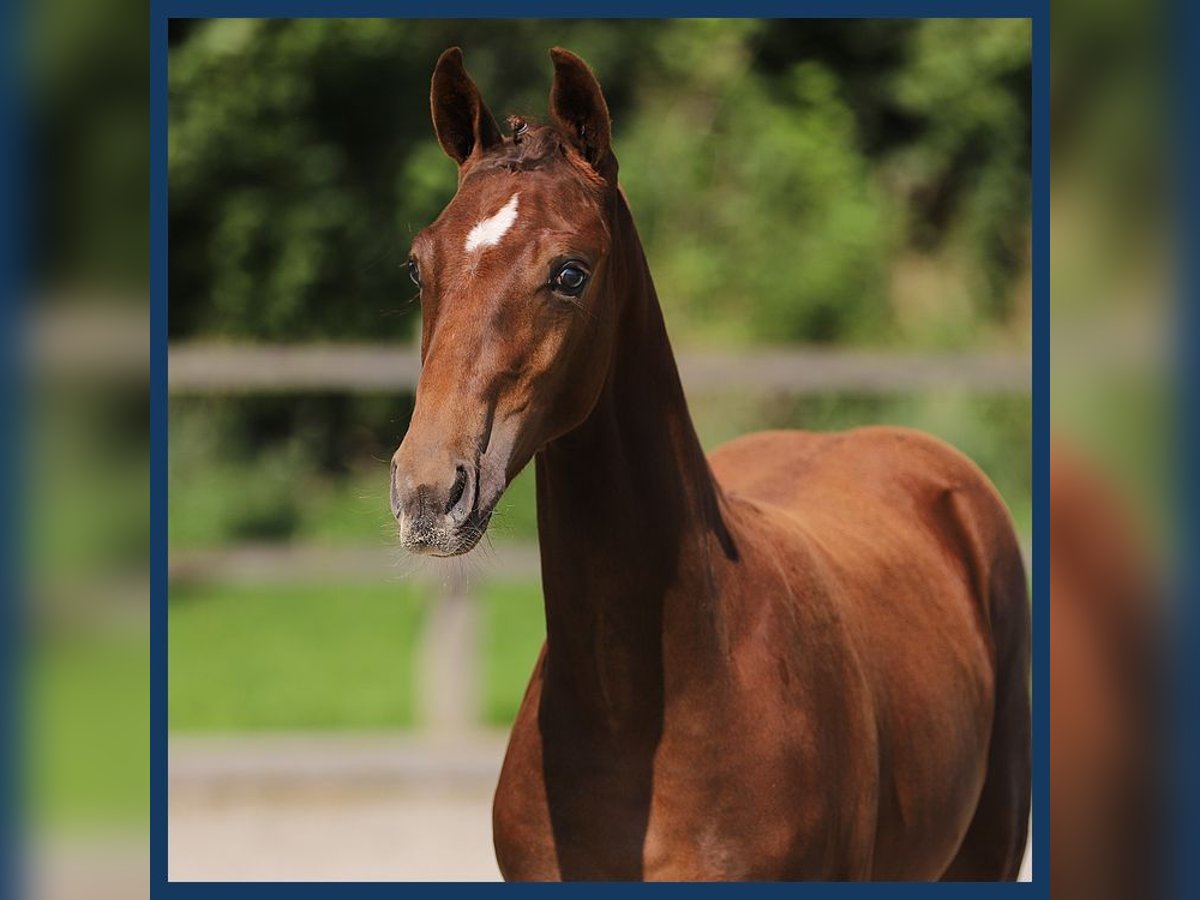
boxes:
[390,451,476,545]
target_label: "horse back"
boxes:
[709,425,1022,617]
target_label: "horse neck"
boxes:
[534,192,731,729]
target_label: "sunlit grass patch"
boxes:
[169,581,428,730]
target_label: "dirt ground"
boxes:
[168,733,1032,882]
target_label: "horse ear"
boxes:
[548,48,615,177]
[430,47,502,165]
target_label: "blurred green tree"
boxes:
[168,18,1030,347]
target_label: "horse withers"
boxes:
[389,47,1031,881]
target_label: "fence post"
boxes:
[418,568,480,734]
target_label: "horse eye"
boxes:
[407,258,422,287]
[552,263,589,295]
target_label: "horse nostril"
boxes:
[446,465,468,515]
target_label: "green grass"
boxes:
[167,578,549,732]
[28,628,150,827]
[169,581,429,730]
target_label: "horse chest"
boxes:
[492,678,862,881]
[493,739,779,880]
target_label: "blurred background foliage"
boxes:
[169,18,1030,346]
[165,19,1031,734]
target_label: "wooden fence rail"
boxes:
[168,342,1030,395]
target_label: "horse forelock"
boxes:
[464,119,607,190]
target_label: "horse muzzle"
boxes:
[390,454,490,556]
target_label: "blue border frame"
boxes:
[151,3,1048,894]
[151,3,169,892]
[1174,1,1200,899]
[1,0,25,896]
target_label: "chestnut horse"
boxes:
[389,47,1030,881]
